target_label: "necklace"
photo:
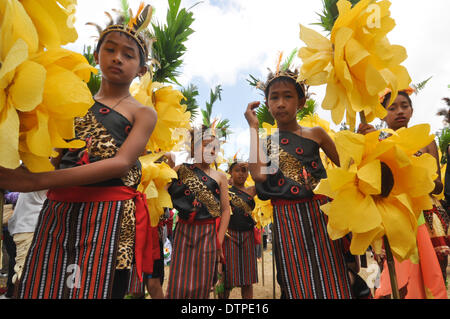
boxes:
[111,93,131,109]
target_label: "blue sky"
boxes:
[68,0,450,164]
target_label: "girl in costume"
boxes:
[244,69,354,299]
[166,126,231,299]
[358,90,449,298]
[0,5,159,299]
[221,160,258,299]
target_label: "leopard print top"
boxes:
[59,101,142,270]
[256,131,327,201]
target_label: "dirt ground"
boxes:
[1,242,449,299]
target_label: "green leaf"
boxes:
[180,83,200,122]
[82,45,101,96]
[314,0,360,33]
[151,0,195,84]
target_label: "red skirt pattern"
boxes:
[166,219,218,299]
[222,229,258,288]
[18,199,123,299]
[272,197,353,299]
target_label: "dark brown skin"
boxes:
[245,80,340,183]
[357,94,443,195]
[0,31,157,192]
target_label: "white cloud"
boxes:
[70,0,450,140]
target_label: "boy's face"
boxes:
[266,81,305,127]
[383,94,413,130]
[95,32,146,84]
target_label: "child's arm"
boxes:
[217,172,231,260]
[314,127,340,167]
[244,101,268,183]
[0,107,157,192]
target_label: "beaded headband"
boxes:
[88,2,154,61]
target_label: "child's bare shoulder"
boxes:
[128,98,157,120]
[301,126,327,143]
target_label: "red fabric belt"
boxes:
[271,194,329,206]
[47,186,158,282]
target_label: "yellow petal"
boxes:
[357,159,381,195]
[9,60,46,112]
[0,0,38,56]
[0,103,20,168]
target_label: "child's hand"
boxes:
[0,165,36,192]
[357,123,377,135]
[244,101,261,129]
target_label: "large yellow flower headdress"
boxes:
[315,124,437,262]
[298,0,411,129]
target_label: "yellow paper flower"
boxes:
[252,196,273,229]
[131,73,191,152]
[138,153,177,227]
[19,0,78,49]
[315,124,436,262]
[298,0,411,129]
[0,0,39,57]
[0,39,45,169]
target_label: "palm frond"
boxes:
[312,0,360,33]
[82,45,101,96]
[151,0,195,85]
[281,48,298,72]
[180,84,200,122]
[256,104,275,128]
[297,99,317,121]
[437,127,450,164]
[412,76,433,93]
[120,0,131,26]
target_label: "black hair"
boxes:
[382,91,413,109]
[264,76,306,101]
[96,31,146,68]
[228,161,248,174]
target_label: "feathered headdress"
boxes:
[250,50,308,97]
[87,1,154,61]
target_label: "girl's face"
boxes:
[192,137,219,164]
[266,81,304,127]
[95,32,146,84]
[384,94,413,130]
[230,163,249,186]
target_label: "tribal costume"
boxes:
[256,131,353,299]
[18,101,157,299]
[222,186,258,288]
[166,164,223,299]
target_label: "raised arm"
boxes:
[244,102,268,183]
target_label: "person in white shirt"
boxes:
[8,190,47,285]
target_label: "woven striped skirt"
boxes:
[272,197,353,299]
[166,219,217,299]
[18,199,123,299]
[223,229,258,288]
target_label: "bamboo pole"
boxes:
[383,236,400,299]
[272,239,276,299]
[359,111,400,299]
[261,235,264,286]
[0,190,4,264]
